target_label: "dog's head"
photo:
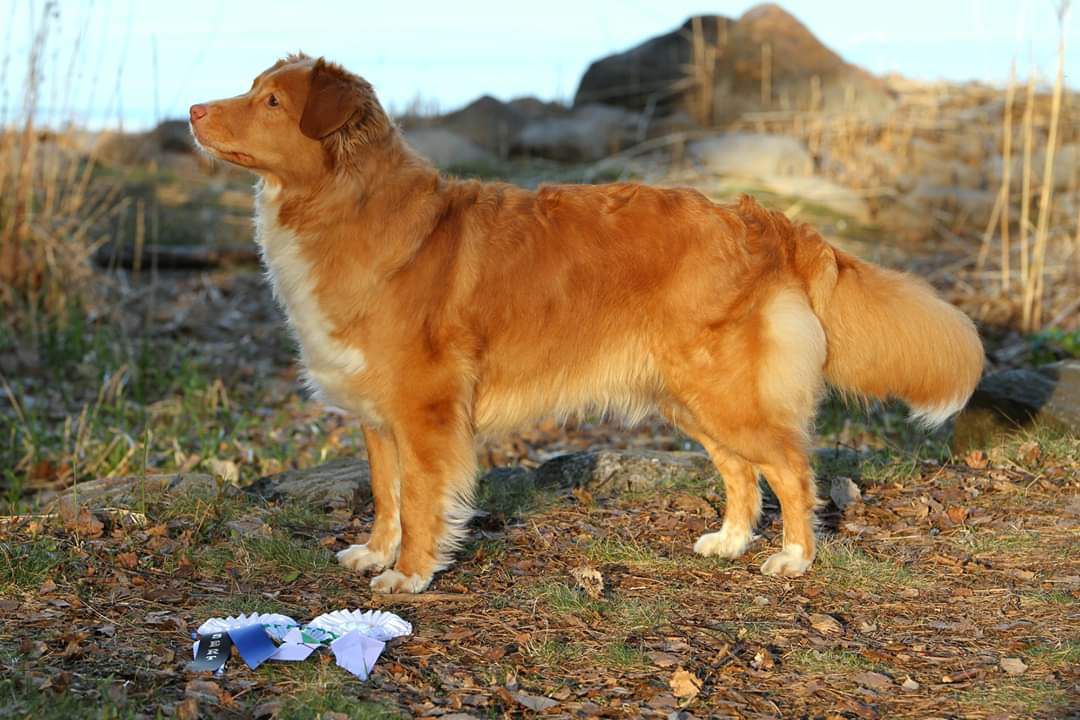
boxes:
[189,54,391,184]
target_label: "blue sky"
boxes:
[3,0,1077,129]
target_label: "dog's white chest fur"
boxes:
[254,185,373,418]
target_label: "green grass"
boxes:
[603,640,649,670]
[0,671,141,719]
[952,530,1044,557]
[474,467,551,520]
[814,539,927,592]
[1025,639,1080,668]
[788,648,873,674]
[0,538,65,592]
[529,580,672,631]
[954,679,1071,716]
[241,534,337,578]
[258,662,400,719]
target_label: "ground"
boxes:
[1,163,1079,718]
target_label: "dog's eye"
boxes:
[267,94,279,108]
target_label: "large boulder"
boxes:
[688,133,813,177]
[514,103,639,162]
[574,4,893,123]
[514,104,642,162]
[953,361,1080,452]
[403,127,496,169]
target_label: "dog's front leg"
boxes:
[369,395,476,594]
[337,425,401,573]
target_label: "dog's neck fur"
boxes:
[261,131,448,276]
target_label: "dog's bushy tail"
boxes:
[803,243,984,427]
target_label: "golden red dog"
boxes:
[189,55,984,594]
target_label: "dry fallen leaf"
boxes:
[207,458,239,484]
[964,450,988,469]
[1017,440,1041,465]
[853,671,892,691]
[570,565,604,600]
[513,692,558,712]
[809,613,843,635]
[1000,657,1028,676]
[669,668,702,703]
[648,651,681,668]
[752,648,775,670]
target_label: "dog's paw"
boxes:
[337,544,390,573]
[370,568,432,594]
[760,544,812,577]
[693,525,752,559]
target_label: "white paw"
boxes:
[337,544,391,573]
[760,544,813,577]
[370,568,432,594]
[693,525,753,559]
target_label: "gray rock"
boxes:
[573,5,893,122]
[758,175,871,222]
[829,477,862,509]
[953,360,1080,452]
[532,449,717,496]
[403,128,496,169]
[44,473,221,509]
[689,133,813,178]
[248,458,372,512]
[515,104,641,162]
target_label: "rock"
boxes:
[248,458,372,512]
[532,449,717,497]
[403,128,496,170]
[574,4,893,123]
[758,175,871,222]
[829,477,862,509]
[514,104,642,162]
[45,473,220,508]
[953,361,1080,453]
[688,133,813,178]
[426,95,532,157]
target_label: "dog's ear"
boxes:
[300,59,364,139]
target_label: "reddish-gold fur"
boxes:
[190,55,984,593]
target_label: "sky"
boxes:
[2,0,1077,129]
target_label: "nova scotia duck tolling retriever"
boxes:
[189,54,984,593]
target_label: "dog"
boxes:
[189,54,984,594]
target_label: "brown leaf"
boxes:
[185,679,224,705]
[946,506,969,525]
[1017,441,1041,466]
[648,651,682,668]
[853,671,892,690]
[513,692,558,711]
[669,668,702,702]
[39,577,57,594]
[175,697,199,720]
[809,613,843,635]
[1000,657,1028,676]
[570,565,604,600]
[116,552,139,569]
[964,450,988,469]
[752,648,775,670]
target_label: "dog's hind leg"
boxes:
[663,404,761,559]
[337,425,401,573]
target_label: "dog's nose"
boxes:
[189,104,208,121]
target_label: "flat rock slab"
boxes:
[40,472,219,509]
[247,458,372,512]
[67,447,866,513]
[953,361,1080,453]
